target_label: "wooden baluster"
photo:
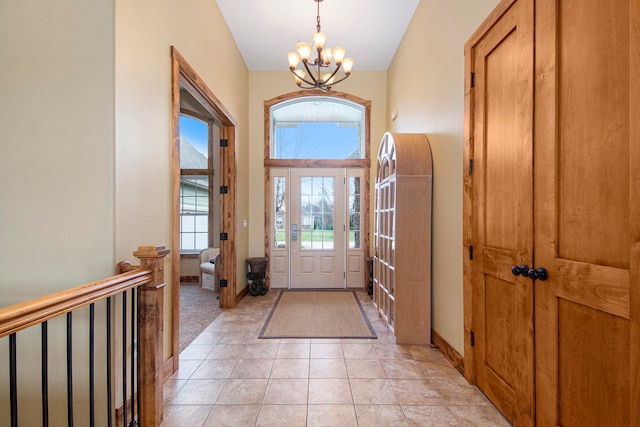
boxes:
[133,245,170,427]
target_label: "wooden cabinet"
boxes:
[373,133,432,345]
[464,0,639,425]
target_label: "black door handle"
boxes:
[527,267,548,281]
[511,265,529,276]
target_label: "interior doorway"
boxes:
[170,47,238,374]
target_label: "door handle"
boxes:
[511,265,529,276]
[527,267,548,281]
[291,224,297,241]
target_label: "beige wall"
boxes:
[115,0,250,357]
[387,0,499,355]
[0,0,116,423]
[247,71,387,259]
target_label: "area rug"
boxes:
[259,290,377,339]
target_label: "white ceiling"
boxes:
[216,0,421,71]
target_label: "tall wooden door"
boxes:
[468,0,535,424]
[289,168,346,288]
[534,0,639,425]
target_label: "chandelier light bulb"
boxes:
[313,32,326,50]
[321,48,332,65]
[332,47,346,64]
[288,52,301,69]
[296,42,312,62]
[343,57,354,74]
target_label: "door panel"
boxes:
[471,0,534,424]
[290,168,345,288]
[535,0,637,425]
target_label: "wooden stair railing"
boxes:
[0,245,169,427]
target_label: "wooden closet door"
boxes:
[534,0,640,425]
[469,0,534,424]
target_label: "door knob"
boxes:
[527,267,548,281]
[511,265,529,276]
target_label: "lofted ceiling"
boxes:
[216,0,421,71]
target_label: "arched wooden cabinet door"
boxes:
[373,132,432,345]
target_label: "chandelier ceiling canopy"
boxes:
[287,0,354,92]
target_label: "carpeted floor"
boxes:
[179,283,222,353]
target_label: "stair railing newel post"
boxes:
[133,245,170,427]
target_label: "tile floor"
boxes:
[161,290,511,427]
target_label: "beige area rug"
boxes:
[259,290,377,339]
[180,283,222,353]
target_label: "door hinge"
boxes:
[470,330,475,347]
[469,159,473,175]
[469,245,474,260]
[470,72,475,88]
[219,279,228,288]
[220,186,228,194]
[220,232,228,241]
[220,139,228,147]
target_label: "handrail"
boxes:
[1,245,169,426]
[0,268,153,339]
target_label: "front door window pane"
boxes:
[300,176,334,250]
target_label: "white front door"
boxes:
[269,168,365,289]
[290,168,345,288]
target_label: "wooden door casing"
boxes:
[468,0,535,424]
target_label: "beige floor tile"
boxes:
[191,359,239,379]
[180,344,215,360]
[381,359,427,379]
[402,405,461,427]
[230,358,274,379]
[217,332,260,344]
[203,404,260,427]
[255,405,307,427]
[306,404,358,427]
[163,379,187,403]
[168,359,202,380]
[430,377,491,406]
[308,379,353,404]
[342,343,377,358]
[161,404,212,427]
[277,342,311,358]
[349,378,398,405]
[309,358,348,379]
[389,379,443,405]
[262,378,309,404]
[345,358,387,378]
[216,378,268,405]
[206,344,247,359]
[354,404,409,426]
[243,342,280,358]
[271,358,310,378]
[190,331,223,346]
[170,379,227,405]
[448,405,512,427]
[311,343,344,358]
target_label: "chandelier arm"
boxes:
[301,60,320,85]
[323,65,343,83]
[290,68,319,87]
[326,72,351,86]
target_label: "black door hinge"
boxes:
[469,159,473,175]
[470,72,475,88]
[220,139,228,147]
[469,245,474,260]
[220,232,228,241]
[220,186,228,194]
[219,279,228,288]
[470,330,475,347]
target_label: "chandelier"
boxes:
[287,0,354,92]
